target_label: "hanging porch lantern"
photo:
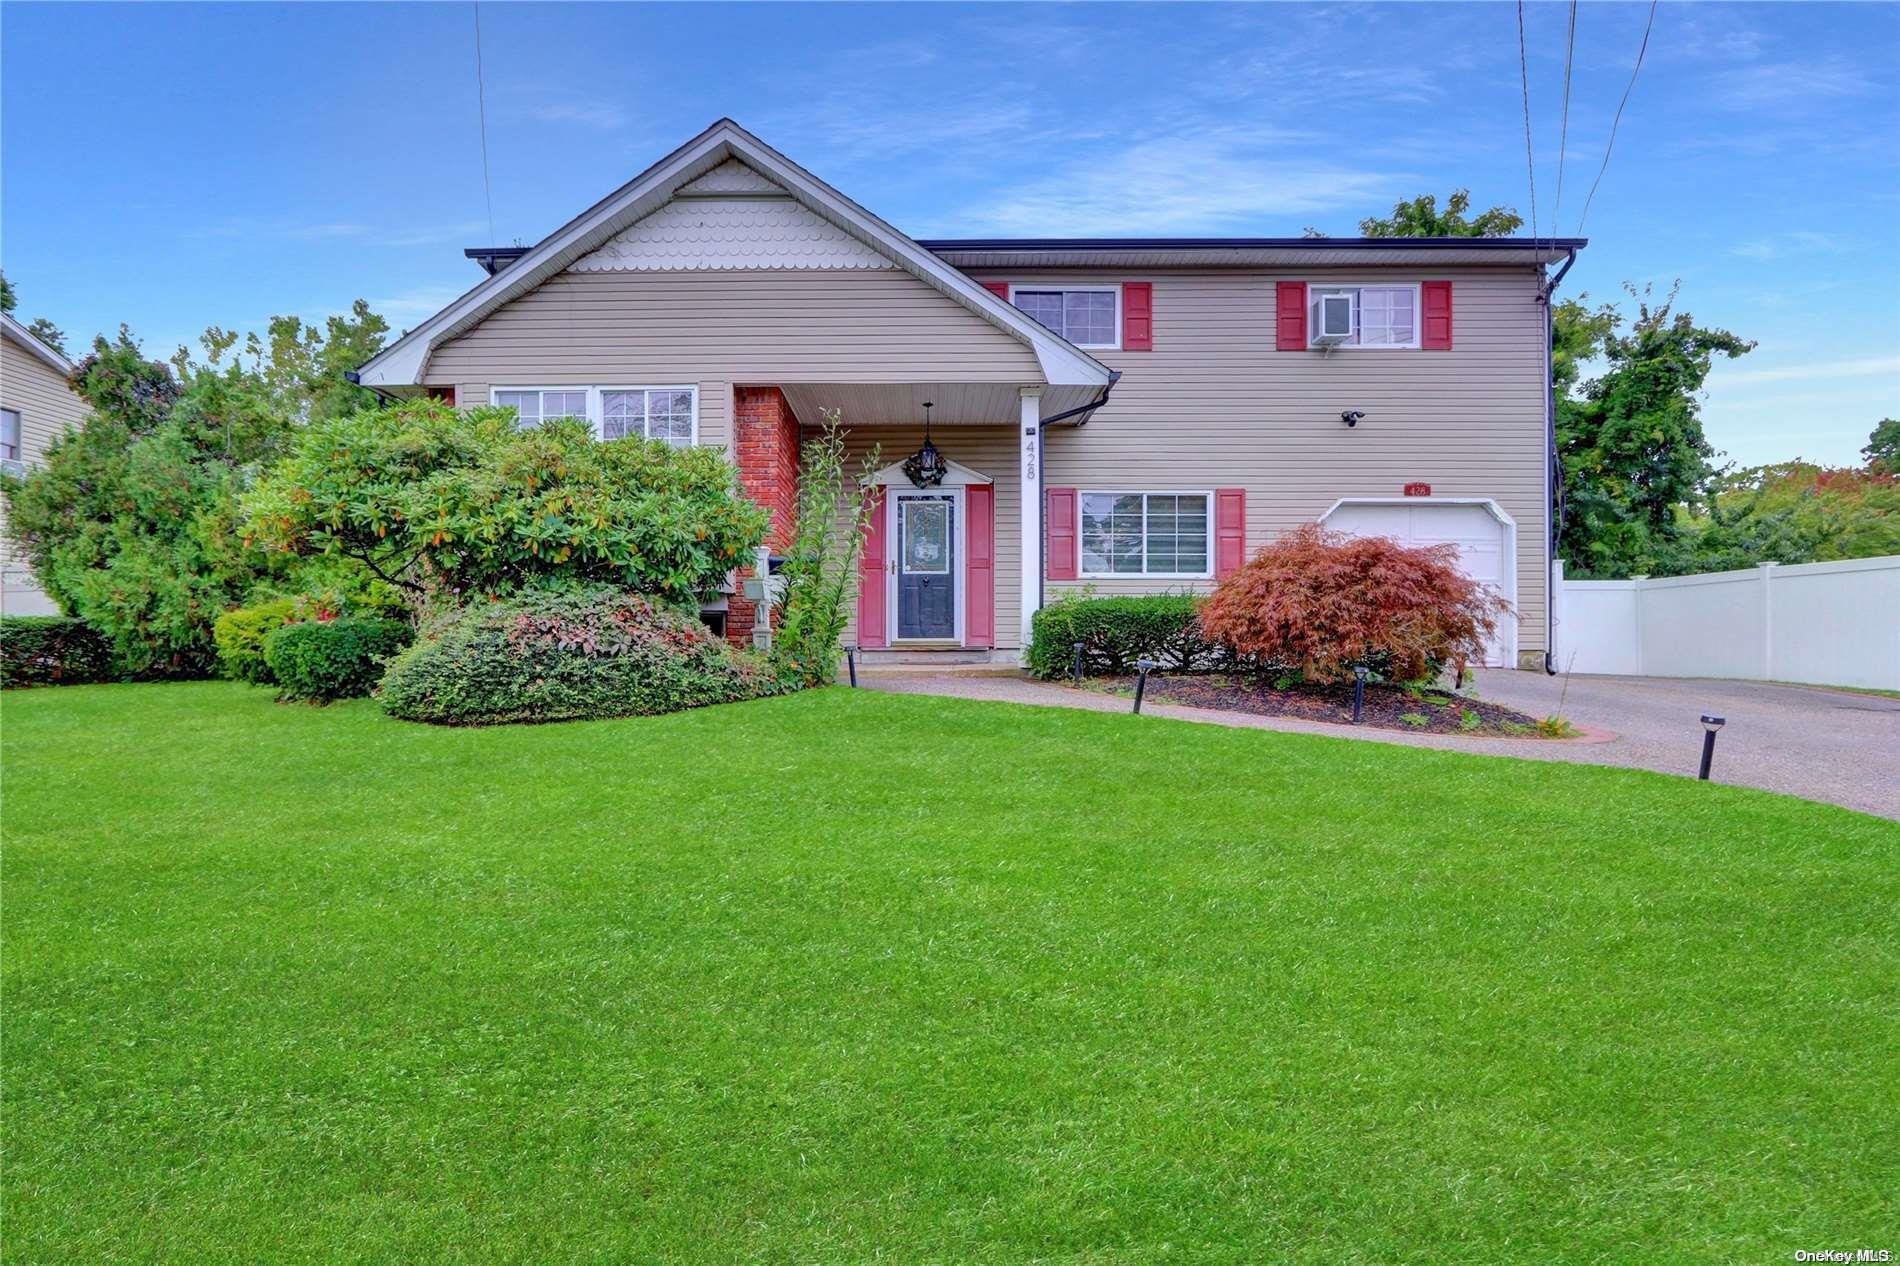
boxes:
[901,401,947,487]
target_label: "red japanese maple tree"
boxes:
[1198,523,1509,684]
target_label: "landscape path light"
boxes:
[1698,714,1725,780]
[1133,658,1156,714]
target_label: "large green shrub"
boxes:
[263,617,411,703]
[244,401,768,606]
[1026,593,1220,679]
[1,616,118,688]
[379,586,780,726]
[213,599,298,685]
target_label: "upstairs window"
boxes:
[603,387,696,447]
[1012,287,1119,349]
[495,389,588,426]
[1309,285,1418,348]
[1,408,21,462]
[1080,491,1211,578]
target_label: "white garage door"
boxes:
[1321,500,1516,667]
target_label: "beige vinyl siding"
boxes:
[434,268,1042,450]
[976,268,1552,657]
[1,332,87,578]
[833,425,1022,650]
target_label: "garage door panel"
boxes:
[1322,500,1515,667]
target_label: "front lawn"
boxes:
[4,683,1895,1262]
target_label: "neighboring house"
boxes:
[356,120,1583,668]
[1,310,82,616]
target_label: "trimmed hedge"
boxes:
[1,616,119,688]
[263,617,411,703]
[1026,594,1223,679]
[213,600,298,686]
[379,587,781,726]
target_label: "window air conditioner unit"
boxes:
[1311,290,1354,345]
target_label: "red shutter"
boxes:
[965,484,995,648]
[1214,489,1247,579]
[1422,280,1453,350]
[856,490,887,648]
[1046,487,1079,580]
[982,281,1010,301]
[1275,282,1307,350]
[1121,282,1153,351]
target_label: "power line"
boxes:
[473,2,496,246]
[1551,0,1578,231]
[1578,0,1659,234]
[1516,0,1539,243]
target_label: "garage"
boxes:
[1320,498,1518,667]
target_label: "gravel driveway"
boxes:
[862,669,1900,820]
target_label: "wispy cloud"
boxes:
[198,218,487,248]
[946,126,1394,236]
[1732,231,1850,260]
[1718,354,1900,386]
[1706,58,1876,110]
[367,284,474,324]
[523,98,630,130]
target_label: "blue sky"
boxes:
[3,1,1895,467]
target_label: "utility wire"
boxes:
[473,2,496,246]
[1578,0,1659,234]
[1551,0,1578,232]
[1516,0,1539,244]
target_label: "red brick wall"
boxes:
[727,385,802,646]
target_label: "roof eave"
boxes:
[0,311,76,376]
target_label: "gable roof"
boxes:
[1,311,76,376]
[355,120,1112,392]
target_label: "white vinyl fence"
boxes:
[1552,556,1900,691]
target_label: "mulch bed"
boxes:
[1100,672,1558,738]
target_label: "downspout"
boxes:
[1036,371,1121,617]
[1542,248,1578,674]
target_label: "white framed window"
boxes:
[1,408,21,462]
[1011,286,1120,349]
[1309,284,1419,348]
[493,388,589,428]
[1080,491,1212,578]
[489,386,698,447]
[602,386,696,447]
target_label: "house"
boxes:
[354,120,1582,669]
[1,310,83,615]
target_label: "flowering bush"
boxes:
[243,400,767,607]
[378,586,781,725]
[1197,523,1508,683]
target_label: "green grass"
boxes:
[4,683,1895,1263]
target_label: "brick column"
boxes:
[727,385,801,647]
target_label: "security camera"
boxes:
[1341,410,1366,428]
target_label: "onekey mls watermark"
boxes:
[1793,1252,1891,1263]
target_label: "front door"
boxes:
[897,493,956,639]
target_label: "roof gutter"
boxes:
[1543,246,1579,676]
[1041,370,1121,429]
[343,369,404,407]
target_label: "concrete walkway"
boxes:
[860,668,1900,820]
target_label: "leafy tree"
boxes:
[25,318,66,357]
[1555,284,1755,577]
[1,271,72,356]
[1865,418,1899,476]
[2,334,297,675]
[244,400,767,606]
[1306,190,1526,239]
[172,300,390,423]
